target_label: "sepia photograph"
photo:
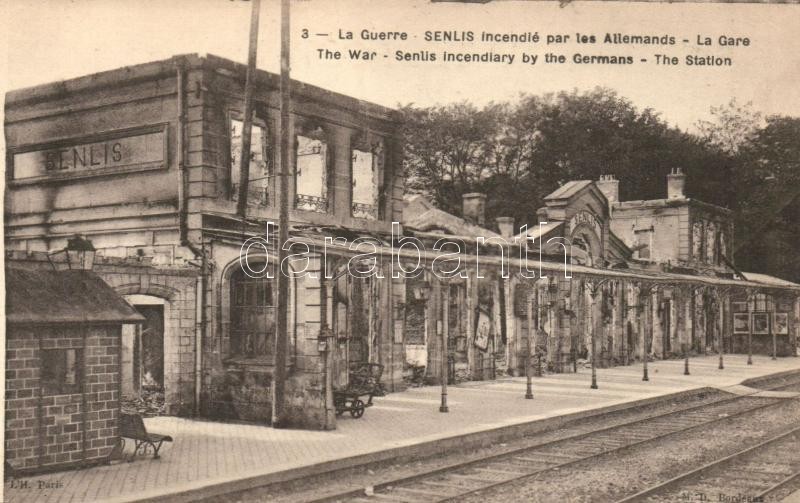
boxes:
[3,0,800,502]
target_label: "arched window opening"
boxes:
[230,263,276,359]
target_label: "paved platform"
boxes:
[4,354,800,503]
[784,489,800,502]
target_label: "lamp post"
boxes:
[440,281,449,413]
[684,343,690,375]
[525,291,534,399]
[590,291,598,390]
[747,290,753,365]
[772,313,777,360]
[713,288,725,370]
[639,283,655,382]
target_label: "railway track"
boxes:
[616,425,800,502]
[312,390,794,503]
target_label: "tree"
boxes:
[732,116,800,281]
[396,102,501,214]
[696,98,762,155]
[399,89,733,232]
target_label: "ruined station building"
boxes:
[6,55,800,431]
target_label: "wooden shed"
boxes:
[5,267,144,474]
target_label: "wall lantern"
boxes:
[65,235,96,270]
[49,235,96,271]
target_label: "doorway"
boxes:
[121,295,167,415]
[137,305,165,390]
[332,272,375,389]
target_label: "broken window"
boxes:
[230,118,271,206]
[41,348,82,395]
[705,221,716,264]
[634,229,653,260]
[692,221,704,260]
[351,147,380,220]
[295,132,328,212]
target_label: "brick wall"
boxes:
[5,325,120,473]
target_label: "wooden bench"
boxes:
[119,412,173,460]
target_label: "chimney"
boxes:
[667,168,686,199]
[597,174,619,204]
[536,207,549,223]
[462,192,487,226]
[495,216,515,238]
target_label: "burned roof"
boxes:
[402,195,501,238]
[741,272,800,289]
[544,180,594,201]
[6,268,145,325]
[5,53,397,124]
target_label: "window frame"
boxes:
[634,227,653,260]
[293,122,332,213]
[229,262,277,360]
[350,135,384,221]
[41,348,83,396]
[228,110,274,207]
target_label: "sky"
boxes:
[3,0,800,132]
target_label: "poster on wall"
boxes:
[775,313,789,335]
[733,313,750,334]
[474,309,491,351]
[752,313,770,334]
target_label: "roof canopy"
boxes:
[6,268,145,325]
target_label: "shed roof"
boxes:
[6,268,145,325]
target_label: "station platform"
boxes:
[4,354,800,503]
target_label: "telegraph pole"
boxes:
[236,0,261,216]
[272,0,291,427]
[440,283,449,413]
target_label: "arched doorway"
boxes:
[121,294,168,412]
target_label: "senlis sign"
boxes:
[12,129,165,181]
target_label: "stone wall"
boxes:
[98,262,199,416]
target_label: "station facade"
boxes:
[5,54,800,431]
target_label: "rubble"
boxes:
[121,389,166,417]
